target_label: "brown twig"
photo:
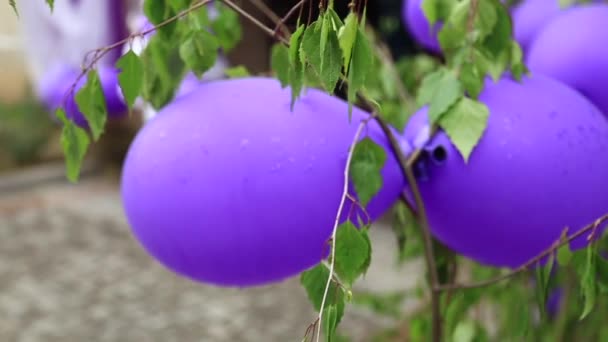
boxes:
[439,214,608,291]
[247,0,291,39]
[222,0,289,45]
[272,0,307,38]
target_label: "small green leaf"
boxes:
[334,221,372,285]
[56,108,90,183]
[482,0,511,57]
[509,40,528,81]
[46,0,54,11]
[116,50,144,110]
[349,138,387,208]
[534,252,554,320]
[168,0,193,12]
[301,20,342,93]
[418,69,463,122]
[421,0,438,25]
[224,65,250,78]
[452,320,476,342]
[144,0,177,38]
[579,245,598,320]
[9,0,18,16]
[347,28,373,106]
[179,30,219,78]
[459,63,484,99]
[75,70,108,141]
[338,12,358,72]
[271,44,290,87]
[210,3,242,52]
[289,25,306,107]
[438,97,489,162]
[557,229,573,266]
[322,305,339,342]
[300,265,346,325]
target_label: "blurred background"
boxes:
[0,1,426,341]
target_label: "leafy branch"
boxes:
[439,214,608,291]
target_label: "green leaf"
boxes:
[418,68,463,122]
[289,25,306,107]
[509,40,527,81]
[9,0,18,16]
[482,0,511,57]
[421,0,438,25]
[75,70,108,141]
[322,305,339,342]
[116,50,144,110]
[56,108,90,183]
[452,320,476,342]
[271,44,290,87]
[438,96,489,162]
[210,3,242,52]
[46,0,54,11]
[168,0,193,12]
[347,28,373,106]
[300,265,346,325]
[140,35,187,109]
[144,0,177,38]
[460,63,484,99]
[579,245,598,320]
[179,29,219,78]
[334,221,372,286]
[338,12,358,73]
[301,20,343,93]
[557,229,573,266]
[445,289,483,336]
[534,252,554,320]
[224,65,250,78]
[349,138,387,208]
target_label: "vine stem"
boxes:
[439,214,608,291]
[316,118,369,342]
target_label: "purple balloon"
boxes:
[402,0,442,53]
[402,74,608,268]
[511,0,562,53]
[120,77,407,287]
[39,63,127,128]
[526,4,608,117]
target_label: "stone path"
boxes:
[0,166,424,342]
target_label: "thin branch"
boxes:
[316,117,371,342]
[247,0,291,39]
[439,214,608,291]
[66,0,214,111]
[222,0,290,45]
[273,0,307,38]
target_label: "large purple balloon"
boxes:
[39,63,127,128]
[510,0,562,53]
[120,77,407,287]
[526,4,608,117]
[402,74,608,268]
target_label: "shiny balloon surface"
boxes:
[121,77,406,287]
[403,74,608,268]
[527,4,608,116]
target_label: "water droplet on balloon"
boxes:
[159,131,167,139]
[310,155,316,161]
[271,137,281,143]
[270,163,282,172]
[319,138,327,145]
[288,157,296,163]
[549,111,558,120]
[240,139,250,150]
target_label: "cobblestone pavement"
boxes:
[0,171,424,342]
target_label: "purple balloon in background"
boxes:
[402,74,608,268]
[526,4,608,117]
[120,77,408,287]
[17,0,128,85]
[510,0,562,53]
[402,0,442,53]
